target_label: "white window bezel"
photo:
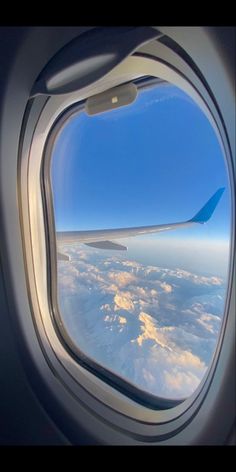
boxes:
[19,42,235,440]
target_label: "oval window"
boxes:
[48,78,231,404]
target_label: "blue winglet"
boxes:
[190,187,225,224]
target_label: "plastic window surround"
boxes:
[43,77,184,412]
[19,51,234,436]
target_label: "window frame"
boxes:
[19,44,235,440]
[42,77,189,411]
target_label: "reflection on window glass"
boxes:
[50,80,230,402]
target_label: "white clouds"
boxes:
[114,293,134,312]
[108,271,137,287]
[134,286,147,297]
[104,315,113,322]
[196,313,221,334]
[210,277,222,286]
[182,300,222,336]
[101,303,112,312]
[120,260,141,270]
[144,346,206,397]
[58,274,78,294]
[165,349,205,370]
[197,317,214,334]
[105,283,119,293]
[136,312,172,350]
[151,289,158,296]
[160,282,172,293]
[161,268,223,288]
[57,243,225,400]
[142,368,156,386]
[164,370,201,396]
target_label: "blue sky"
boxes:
[51,82,231,276]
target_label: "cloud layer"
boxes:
[57,243,226,400]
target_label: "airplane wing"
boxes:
[56,187,225,258]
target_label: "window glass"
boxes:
[50,80,230,401]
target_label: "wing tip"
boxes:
[190,187,225,224]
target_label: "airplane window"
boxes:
[48,79,231,404]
